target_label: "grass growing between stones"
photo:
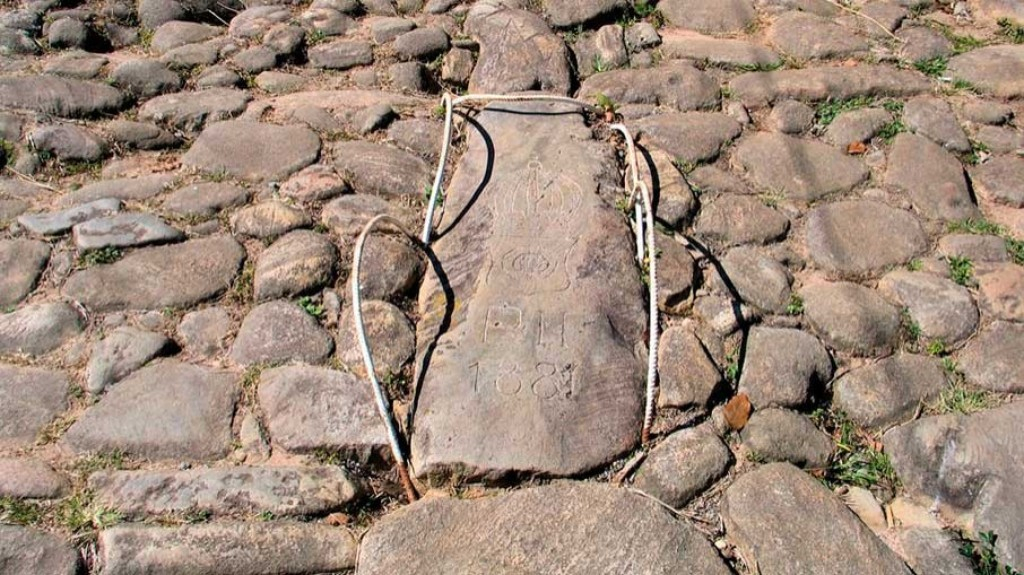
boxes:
[79,246,122,267]
[997,18,1024,44]
[947,218,1024,266]
[914,56,948,77]
[961,531,1023,575]
[297,296,325,319]
[948,256,975,286]
[815,96,875,126]
[0,497,43,525]
[813,410,899,492]
[929,360,998,416]
[785,293,803,315]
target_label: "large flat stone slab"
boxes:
[0,239,49,306]
[357,483,732,575]
[0,526,79,575]
[90,466,359,518]
[0,302,84,357]
[661,29,781,68]
[63,236,244,312]
[635,112,741,165]
[578,63,720,111]
[64,361,238,460]
[412,101,645,479]
[100,522,357,575]
[0,76,125,117]
[138,88,251,133]
[721,463,913,574]
[0,364,68,449]
[886,133,977,221]
[182,120,320,182]
[729,65,931,109]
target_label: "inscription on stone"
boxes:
[412,101,646,479]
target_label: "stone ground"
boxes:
[1,0,1024,573]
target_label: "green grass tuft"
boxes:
[815,96,874,126]
[997,18,1024,44]
[815,410,899,490]
[948,256,974,287]
[960,531,1023,575]
[914,56,948,77]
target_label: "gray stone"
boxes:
[350,234,424,301]
[0,365,68,449]
[150,21,221,54]
[0,458,67,498]
[877,270,978,345]
[411,101,645,480]
[254,230,338,302]
[971,155,1024,208]
[805,201,927,276]
[465,1,571,94]
[333,141,431,198]
[47,17,91,49]
[73,213,184,251]
[232,201,310,238]
[625,22,661,50]
[91,465,359,517]
[886,133,977,221]
[770,100,815,133]
[769,11,868,60]
[107,120,180,150]
[229,5,291,38]
[834,354,947,429]
[139,89,251,133]
[229,301,334,366]
[110,59,183,100]
[353,103,396,134]
[974,125,1024,154]
[660,29,781,69]
[177,306,233,359]
[337,300,415,378]
[633,427,732,507]
[393,27,448,61]
[803,281,901,356]
[0,526,79,575]
[386,118,442,159]
[739,327,833,409]
[578,62,719,112]
[85,327,173,394]
[657,323,722,409]
[308,40,373,69]
[899,528,976,575]
[279,165,348,202]
[259,365,386,458]
[573,25,629,78]
[0,75,124,117]
[938,233,1010,263]
[734,132,869,201]
[0,239,49,306]
[63,236,244,312]
[640,148,697,230]
[99,522,357,575]
[388,61,432,92]
[721,463,913,575]
[29,123,107,162]
[358,483,733,575]
[231,46,277,73]
[884,403,1024,567]
[693,193,790,248]
[183,120,320,182]
[320,194,416,238]
[741,408,832,469]
[162,182,248,217]
[975,263,1024,322]
[635,112,741,165]
[959,321,1024,392]
[729,65,930,109]
[65,361,238,460]
[658,238,697,314]
[64,175,175,205]
[717,247,792,314]
[263,24,305,58]
[686,165,754,195]
[659,0,756,33]
[43,50,109,79]
[369,17,415,43]
[825,107,893,147]
[255,71,305,94]
[898,25,952,62]
[544,0,627,27]
[947,45,1024,98]
[0,302,83,357]
[904,96,970,153]
[0,27,40,56]
[160,43,221,69]
[441,47,474,85]
[961,101,1013,125]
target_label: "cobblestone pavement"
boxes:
[1,0,1023,573]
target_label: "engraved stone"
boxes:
[412,101,645,480]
